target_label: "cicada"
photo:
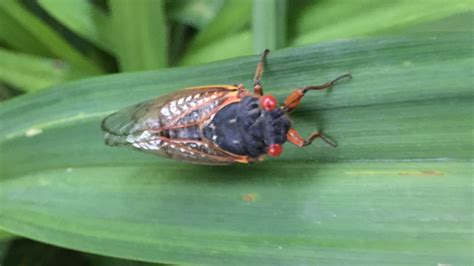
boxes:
[101,50,351,165]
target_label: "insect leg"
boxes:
[287,128,337,148]
[253,49,270,96]
[282,73,351,112]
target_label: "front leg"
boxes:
[283,73,351,112]
[253,49,270,96]
[287,128,337,148]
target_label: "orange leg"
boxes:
[253,49,270,96]
[287,128,337,148]
[283,73,351,112]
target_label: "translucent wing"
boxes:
[102,86,234,144]
[101,97,165,147]
[131,138,244,165]
[101,86,247,164]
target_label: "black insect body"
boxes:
[203,96,291,158]
[101,49,351,164]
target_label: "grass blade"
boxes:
[37,0,114,53]
[292,0,473,45]
[167,0,225,29]
[0,33,472,264]
[0,7,52,56]
[181,0,252,63]
[0,231,14,242]
[0,1,103,75]
[252,0,287,52]
[0,49,87,92]
[180,31,253,66]
[110,0,168,71]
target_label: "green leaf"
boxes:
[180,30,253,66]
[0,1,103,75]
[252,0,287,52]
[37,0,114,53]
[0,231,14,242]
[0,7,52,56]
[110,0,168,71]
[0,49,87,92]
[292,0,473,45]
[182,0,252,62]
[0,33,472,264]
[389,11,474,34]
[167,0,225,29]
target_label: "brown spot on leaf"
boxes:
[242,193,257,203]
[398,170,444,176]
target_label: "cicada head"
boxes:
[257,95,291,157]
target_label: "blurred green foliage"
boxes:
[1,0,472,94]
[0,0,472,265]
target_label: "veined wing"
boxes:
[101,85,238,146]
[130,137,245,165]
[101,85,247,164]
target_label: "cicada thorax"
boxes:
[102,86,253,164]
[203,96,291,158]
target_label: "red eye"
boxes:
[268,144,283,157]
[260,95,278,111]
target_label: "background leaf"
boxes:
[0,33,472,264]
[0,49,87,92]
[179,30,253,66]
[0,1,103,75]
[110,0,168,71]
[0,231,14,242]
[180,0,473,66]
[0,7,52,56]
[37,0,114,53]
[167,0,225,29]
[291,0,474,45]
[181,0,252,64]
[252,0,287,52]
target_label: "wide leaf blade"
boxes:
[0,33,472,264]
